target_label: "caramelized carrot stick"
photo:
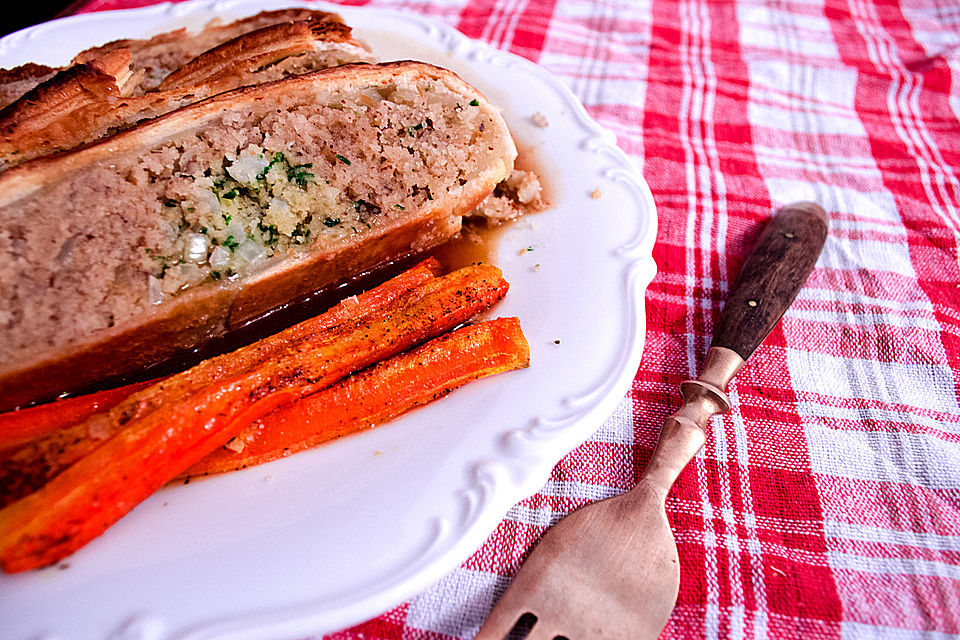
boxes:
[0,264,508,572]
[0,380,153,452]
[85,258,443,432]
[0,259,441,508]
[185,317,529,477]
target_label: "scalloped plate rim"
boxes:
[0,2,658,638]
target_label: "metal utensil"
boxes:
[475,202,829,640]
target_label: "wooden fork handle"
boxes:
[711,201,829,361]
[643,203,828,490]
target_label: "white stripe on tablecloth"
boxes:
[728,386,771,639]
[786,304,940,333]
[824,520,960,551]
[497,0,526,56]
[852,0,960,234]
[577,0,614,120]
[786,307,942,332]
[754,145,880,172]
[875,0,960,228]
[791,287,938,314]
[828,550,960,580]
[404,567,510,638]
[738,4,839,58]
[536,478,628,501]
[479,0,515,51]
[787,351,960,414]
[796,401,960,436]
[686,0,749,634]
[763,179,899,223]
[841,622,960,640]
[651,280,941,331]
[675,0,722,634]
[805,423,960,488]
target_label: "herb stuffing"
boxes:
[287,163,315,188]
[145,144,393,297]
[140,79,473,301]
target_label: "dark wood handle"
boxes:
[711,202,829,361]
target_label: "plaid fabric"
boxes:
[69,0,960,637]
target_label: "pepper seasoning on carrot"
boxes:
[185,316,529,477]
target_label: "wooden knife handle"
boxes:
[711,202,829,361]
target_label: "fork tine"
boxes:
[473,606,527,640]
[475,611,564,640]
[523,624,565,640]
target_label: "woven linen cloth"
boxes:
[64,0,960,637]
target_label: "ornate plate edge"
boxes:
[0,2,658,638]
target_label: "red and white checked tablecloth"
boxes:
[65,0,960,636]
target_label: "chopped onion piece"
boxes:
[236,240,267,264]
[148,276,164,305]
[194,187,220,215]
[182,233,208,263]
[178,263,205,286]
[224,221,246,239]
[227,146,270,184]
[209,246,230,268]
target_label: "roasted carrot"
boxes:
[0,263,508,572]
[0,379,159,510]
[0,380,153,452]
[184,317,530,477]
[69,258,443,436]
[0,259,441,508]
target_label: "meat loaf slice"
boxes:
[0,9,351,110]
[158,19,371,92]
[0,63,58,110]
[0,61,516,410]
[0,21,373,170]
[72,8,352,94]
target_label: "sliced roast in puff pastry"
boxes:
[0,61,516,410]
[0,18,373,169]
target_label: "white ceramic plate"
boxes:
[0,2,657,638]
